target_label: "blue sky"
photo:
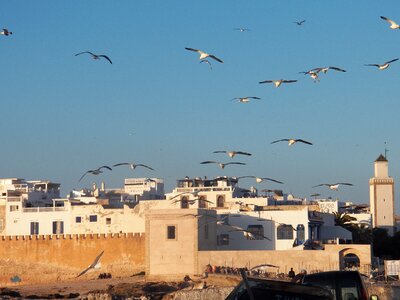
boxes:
[1,1,400,212]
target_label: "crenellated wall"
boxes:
[0,233,145,286]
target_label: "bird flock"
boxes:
[2,13,397,197]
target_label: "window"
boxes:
[106,218,111,225]
[167,225,176,240]
[52,221,64,234]
[217,234,229,246]
[217,195,225,208]
[89,215,97,222]
[30,222,39,235]
[9,205,19,212]
[247,225,265,240]
[277,224,294,240]
[296,224,305,244]
[198,196,208,208]
[75,216,82,223]
[180,197,189,209]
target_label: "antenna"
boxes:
[384,142,389,159]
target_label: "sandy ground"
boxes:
[1,274,240,299]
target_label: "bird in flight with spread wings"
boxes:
[238,176,284,184]
[79,166,112,182]
[271,138,313,146]
[365,58,399,70]
[76,250,105,278]
[200,161,245,169]
[259,79,297,88]
[0,28,12,36]
[185,47,224,63]
[231,96,261,103]
[213,150,252,158]
[75,51,113,64]
[313,183,353,191]
[112,162,154,171]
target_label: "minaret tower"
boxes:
[369,154,395,236]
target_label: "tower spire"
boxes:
[384,141,389,159]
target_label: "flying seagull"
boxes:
[76,250,104,278]
[172,198,213,205]
[75,51,112,64]
[312,183,353,191]
[380,16,400,29]
[169,190,203,200]
[299,70,320,82]
[312,66,346,74]
[79,166,112,182]
[259,79,297,88]
[200,59,212,70]
[238,176,283,184]
[231,96,261,103]
[185,47,224,63]
[250,263,280,271]
[293,20,306,26]
[234,28,251,32]
[271,138,313,146]
[364,58,399,70]
[213,150,252,158]
[228,226,271,241]
[200,161,245,169]
[0,28,12,36]
[112,162,154,171]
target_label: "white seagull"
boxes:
[312,183,353,191]
[213,150,252,158]
[365,58,399,70]
[234,28,251,32]
[112,162,154,171]
[228,226,271,241]
[231,96,261,103]
[259,79,297,88]
[380,16,400,29]
[75,51,112,64]
[299,70,320,82]
[200,161,245,169]
[79,166,112,182]
[312,66,346,74]
[271,138,313,146]
[0,28,12,36]
[172,198,213,205]
[185,47,224,63]
[238,176,283,184]
[76,250,104,278]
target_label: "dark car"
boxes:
[225,276,334,300]
[301,270,373,300]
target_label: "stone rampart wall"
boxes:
[0,233,145,286]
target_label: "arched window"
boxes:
[217,195,225,208]
[296,224,305,244]
[277,224,293,240]
[180,196,189,209]
[198,196,208,208]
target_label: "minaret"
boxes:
[369,154,395,236]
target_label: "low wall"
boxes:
[0,233,145,286]
[198,244,371,275]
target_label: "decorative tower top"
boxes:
[374,154,389,178]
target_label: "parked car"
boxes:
[301,270,376,300]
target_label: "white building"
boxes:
[369,154,395,235]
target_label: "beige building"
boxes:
[369,154,395,236]
[145,209,371,279]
